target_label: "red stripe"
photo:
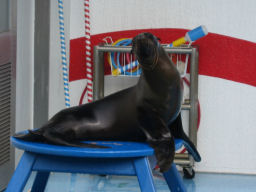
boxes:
[69,37,86,81]
[79,85,87,105]
[86,77,93,81]
[84,0,92,103]
[85,38,90,43]
[87,85,92,88]
[69,28,256,87]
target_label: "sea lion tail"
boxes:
[13,129,45,142]
[169,113,201,162]
[13,129,109,148]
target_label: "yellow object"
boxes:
[172,37,186,47]
[112,68,120,76]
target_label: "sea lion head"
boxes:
[132,32,160,70]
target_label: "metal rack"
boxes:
[93,45,199,168]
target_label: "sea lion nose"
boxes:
[135,33,147,41]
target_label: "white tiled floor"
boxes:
[23,171,256,192]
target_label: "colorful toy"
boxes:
[169,25,208,47]
[109,26,208,76]
[109,38,141,76]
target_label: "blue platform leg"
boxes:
[6,152,36,192]
[133,157,156,192]
[31,171,50,192]
[163,163,187,192]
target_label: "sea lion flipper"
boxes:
[169,113,201,162]
[138,109,175,172]
[148,136,175,173]
[13,129,45,142]
[14,129,109,149]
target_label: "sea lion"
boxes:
[14,32,200,172]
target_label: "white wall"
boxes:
[69,0,256,174]
[71,0,256,42]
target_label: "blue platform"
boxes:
[6,132,186,192]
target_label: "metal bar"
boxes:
[0,90,11,99]
[0,103,10,111]
[181,104,191,110]
[175,153,189,159]
[0,63,11,70]
[0,74,11,82]
[0,84,11,93]
[174,159,191,166]
[0,99,10,110]
[0,151,10,163]
[0,113,10,122]
[0,126,10,138]
[0,118,10,127]
[0,79,11,87]
[0,94,10,102]
[0,68,11,75]
[0,107,10,116]
[189,47,199,168]
[96,45,193,54]
[0,137,10,147]
[174,154,192,166]
[0,126,10,137]
[93,46,104,101]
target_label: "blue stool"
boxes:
[6,131,187,192]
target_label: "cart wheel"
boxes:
[183,167,195,179]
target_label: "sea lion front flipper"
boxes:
[138,109,175,172]
[148,135,175,173]
[169,113,201,162]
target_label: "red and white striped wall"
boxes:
[69,0,256,174]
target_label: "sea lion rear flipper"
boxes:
[169,113,201,162]
[13,129,45,142]
[13,129,109,149]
